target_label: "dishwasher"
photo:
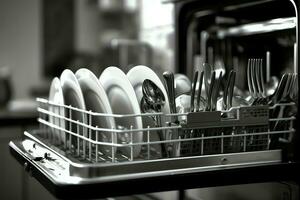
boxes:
[9,0,300,199]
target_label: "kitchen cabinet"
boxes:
[0,106,56,200]
[0,127,23,200]
[25,173,57,200]
[0,126,58,200]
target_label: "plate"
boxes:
[75,68,117,156]
[99,67,143,158]
[60,69,87,147]
[48,77,65,144]
[127,65,171,156]
[127,65,170,116]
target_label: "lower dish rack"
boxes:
[9,98,297,198]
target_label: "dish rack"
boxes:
[9,97,297,181]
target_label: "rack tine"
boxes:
[77,120,80,156]
[96,126,98,162]
[147,125,150,160]
[68,106,73,151]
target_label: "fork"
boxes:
[247,58,267,105]
[272,73,295,130]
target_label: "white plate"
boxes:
[60,69,87,146]
[127,65,171,156]
[75,68,117,156]
[127,65,170,116]
[99,67,143,158]
[48,77,65,144]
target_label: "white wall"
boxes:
[0,0,100,99]
[139,0,175,74]
[0,0,42,99]
[75,0,100,54]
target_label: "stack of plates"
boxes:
[48,66,170,158]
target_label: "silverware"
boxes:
[223,70,234,110]
[163,71,176,114]
[228,70,236,108]
[221,70,237,152]
[206,71,216,111]
[265,52,279,96]
[260,59,266,97]
[256,59,268,104]
[272,73,294,130]
[250,59,261,104]
[287,73,297,102]
[203,63,213,98]
[270,73,296,148]
[255,59,264,97]
[247,59,254,102]
[142,79,165,109]
[289,73,298,102]
[211,71,222,111]
[196,71,204,112]
[247,58,267,105]
[269,73,289,105]
[268,73,290,132]
[190,71,199,112]
[174,73,191,97]
[141,79,169,157]
[163,71,181,157]
[140,96,168,158]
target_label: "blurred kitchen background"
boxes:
[0,0,297,200]
[0,0,174,101]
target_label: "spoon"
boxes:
[174,73,191,97]
[142,79,165,110]
[140,97,168,157]
[163,71,181,156]
[142,79,170,157]
[140,96,162,126]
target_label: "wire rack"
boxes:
[35,98,296,164]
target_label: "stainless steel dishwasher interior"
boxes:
[8,0,299,197]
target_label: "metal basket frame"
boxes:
[36,98,296,164]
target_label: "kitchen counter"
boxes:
[0,99,38,127]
